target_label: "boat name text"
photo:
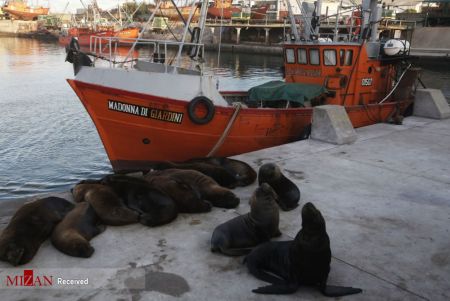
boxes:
[285,68,321,77]
[108,100,183,124]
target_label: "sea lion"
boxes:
[145,169,239,209]
[185,157,257,187]
[258,163,300,211]
[101,174,178,227]
[149,161,239,188]
[72,183,140,226]
[51,202,105,258]
[0,197,74,266]
[210,183,281,256]
[245,202,362,297]
[144,174,211,213]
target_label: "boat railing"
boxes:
[88,35,205,69]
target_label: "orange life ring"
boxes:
[347,10,361,36]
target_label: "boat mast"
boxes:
[174,0,203,68]
[285,0,299,41]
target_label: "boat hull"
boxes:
[59,28,139,47]
[67,79,410,172]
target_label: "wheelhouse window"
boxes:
[344,50,353,66]
[309,49,320,65]
[324,49,337,66]
[339,49,345,65]
[339,49,354,66]
[285,48,295,64]
[297,48,307,64]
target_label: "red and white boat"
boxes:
[65,0,419,172]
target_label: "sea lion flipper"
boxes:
[252,283,298,294]
[219,247,253,256]
[321,285,363,297]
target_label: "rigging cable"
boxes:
[217,0,224,67]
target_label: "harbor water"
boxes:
[0,37,449,201]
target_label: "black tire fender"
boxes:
[187,96,215,125]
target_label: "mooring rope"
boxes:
[207,102,242,157]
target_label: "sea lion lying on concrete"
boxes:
[0,197,74,266]
[258,163,300,211]
[72,183,140,226]
[145,169,239,209]
[144,174,211,213]
[245,202,362,297]
[148,159,239,189]
[101,174,178,227]
[185,157,257,187]
[51,202,105,258]
[210,183,280,256]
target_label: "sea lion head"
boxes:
[258,163,281,185]
[71,183,93,203]
[250,183,279,223]
[0,242,25,266]
[301,202,326,233]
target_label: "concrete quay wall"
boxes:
[0,20,38,35]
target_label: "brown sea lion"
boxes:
[72,183,140,226]
[210,183,281,256]
[145,169,239,209]
[258,163,300,211]
[144,174,211,213]
[185,157,257,187]
[148,161,239,188]
[101,174,178,227]
[0,197,74,266]
[51,202,105,258]
[245,202,362,297]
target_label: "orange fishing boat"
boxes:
[65,0,419,172]
[153,0,201,21]
[59,27,139,47]
[207,0,240,19]
[2,0,49,20]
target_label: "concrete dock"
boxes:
[0,116,449,301]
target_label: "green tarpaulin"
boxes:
[248,80,327,107]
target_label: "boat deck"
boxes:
[0,116,449,300]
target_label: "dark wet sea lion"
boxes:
[145,169,239,208]
[51,202,105,258]
[0,197,74,266]
[101,174,178,227]
[149,161,239,188]
[185,157,257,187]
[210,183,281,256]
[72,183,140,226]
[258,163,300,211]
[144,174,211,213]
[245,202,362,297]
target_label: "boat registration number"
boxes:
[361,78,373,86]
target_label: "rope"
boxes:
[379,63,412,104]
[207,102,242,157]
